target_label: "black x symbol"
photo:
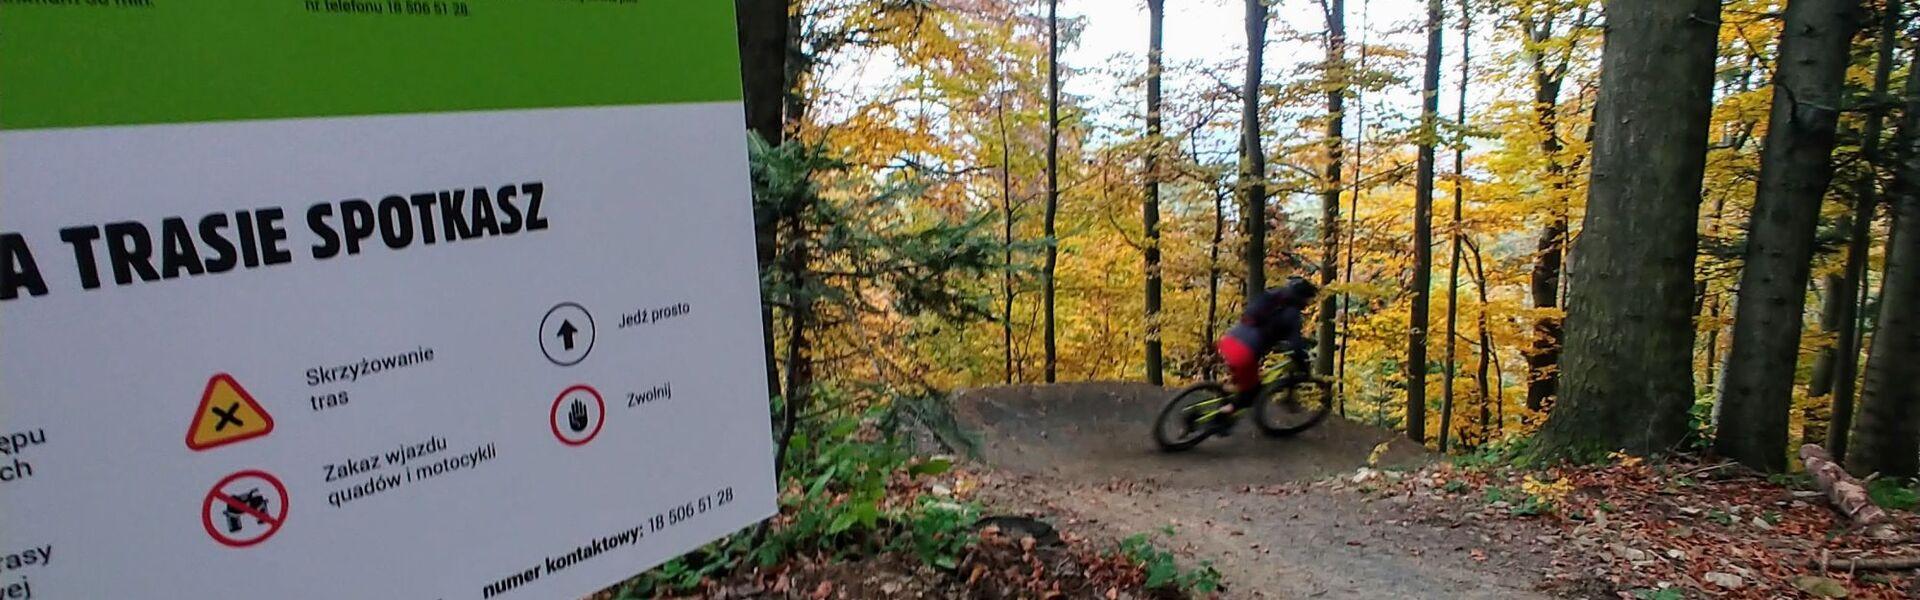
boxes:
[212,402,244,431]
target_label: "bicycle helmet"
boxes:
[1285,276,1320,305]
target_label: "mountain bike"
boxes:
[1152,350,1336,452]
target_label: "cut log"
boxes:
[1801,444,1890,526]
[1810,555,1920,572]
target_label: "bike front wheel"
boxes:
[1153,382,1232,452]
[1254,377,1335,437]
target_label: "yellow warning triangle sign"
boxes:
[186,374,275,451]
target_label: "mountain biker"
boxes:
[1213,276,1319,433]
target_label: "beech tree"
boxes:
[1407,0,1442,444]
[1536,0,1721,457]
[1241,0,1271,300]
[1718,0,1863,472]
[1144,0,1167,385]
[1847,47,1920,479]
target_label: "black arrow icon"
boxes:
[557,320,580,351]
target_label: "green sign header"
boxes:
[1,1,744,130]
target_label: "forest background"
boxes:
[737,0,1920,476]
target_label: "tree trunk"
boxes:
[774,196,813,478]
[1242,0,1271,301]
[1044,0,1061,383]
[1206,184,1227,381]
[1407,0,1442,445]
[1699,193,1732,394]
[1847,48,1920,478]
[1470,237,1496,444]
[1826,0,1903,463]
[1718,0,1863,472]
[1520,7,1569,413]
[1811,271,1849,397]
[1317,0,1348,377]
[1339,1,1371,416]
[736,0,788,408]
[998,98,1018,386]
[1535,0,1720,458]
[1441,0,1470,453]
[1144,0,1167,386]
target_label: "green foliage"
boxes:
[903,497,976,570]
[1679,398,1716,453]
[1509,494,1554,517]
[1631,587,1687,600]
[1867,478,1918,512]
[1767,472,1814,489]
[749,134,1008,325]
[1480,485,1555,516]
[1117,531,1222,595]
[1706,509,1735,526]
[1453,437,1535,470]
[1481,486,1511,504]
[620,536,755,598]
[623,410,981,596]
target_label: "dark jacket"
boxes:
[1226,288,1308,356]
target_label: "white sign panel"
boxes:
[1,4,776,599]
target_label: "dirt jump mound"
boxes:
[950,382,1428,487]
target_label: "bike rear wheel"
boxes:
[1254,376,1335,437]
[1153,382,1232,452]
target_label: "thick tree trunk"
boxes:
[1407,0,1442,445]
[1044,0,1061,383]
[1441,0,1470,453]
[736,0,788,407]
[1242,0,1271,301]
[1144,0,1167,386]
[737,0,786,145]
[1718,0,1862,472]
[1848,49,1920,478]
[1317,0,1348,378]
[1826,0,1903,463]
[1535,0,1720,457]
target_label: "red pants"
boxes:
[1217,337,1259,405]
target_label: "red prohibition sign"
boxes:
[550,384,605,446]
[201,470,289,548]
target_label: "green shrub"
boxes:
[622,409,979,596]
[1868,478,1918,512]
[1632,587,1686,600]
[1117,530,1222,595]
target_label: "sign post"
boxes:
[0,3,777,598]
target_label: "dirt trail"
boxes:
[950,383,1562,599]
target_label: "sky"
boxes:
[815,0,1503,154]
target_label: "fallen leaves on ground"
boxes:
[1376,457,1919,599]
[633,467,1201,599]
